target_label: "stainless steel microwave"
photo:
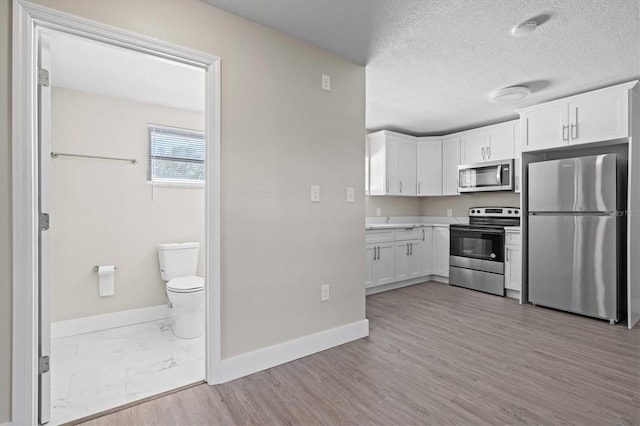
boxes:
[458,159,513,192]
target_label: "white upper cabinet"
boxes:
[368,131,416,196]
[487,121,516,161]
[519,81,636,152]
[442,136,460,196]
[397,139,417,195]
[416,138,442,196]
[460,131,485,164]
[460,121,516,164]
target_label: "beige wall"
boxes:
[0,0,366,389]
[365,195,422,217]
[0,0,11,420]
[421,192,521,217]
[50,87,204,321]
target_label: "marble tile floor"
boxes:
[50,318,204,425]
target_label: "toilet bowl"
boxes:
[166,276,204,339]
[157,242,205,339]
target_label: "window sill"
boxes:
[147,180,204,189]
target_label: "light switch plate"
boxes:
[376,208,382,216]
[346,187,355,203]
[447,208,453,217]
[322,74,331,91]
[310,185,320,202]
[321,284,330,301]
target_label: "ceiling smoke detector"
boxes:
[489,86,531,103]
[511,20,538,37]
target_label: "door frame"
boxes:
[11,1,222,424]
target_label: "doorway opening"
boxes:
[43,29,206,424]
[12,2,221,424]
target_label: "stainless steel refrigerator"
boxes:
[528,153,626,323]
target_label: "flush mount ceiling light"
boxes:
[511,20,538,37]
[489,86,531,103]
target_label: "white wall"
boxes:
[365,195,422,217]
[50,87,204,321]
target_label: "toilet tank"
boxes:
[157,242,200,281]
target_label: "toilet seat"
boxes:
[166,276,204,293]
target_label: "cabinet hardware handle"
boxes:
[422,229,425,241]
[516,175,519,191]
[373,247,377,261]
[377,246,380,260]
[400,181,402,193]
[562,125,568,141]
[418,182,420,194]
[487,146,491,159]
[406,243,409,256]
[386,180,389,192]
[570,123,577,140]
[410,243,413,255]
[481,147,485,160]
[506,248,509,262]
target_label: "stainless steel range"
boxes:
[449,207,520,296]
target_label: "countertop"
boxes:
[504,226,521,231]
[366,223,451,230]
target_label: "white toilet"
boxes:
[157,242,205,339]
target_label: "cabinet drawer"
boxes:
[505,231,521,245]
[366,230,395,244]
[395,228,422,241]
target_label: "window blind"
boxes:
[147,124,205,184]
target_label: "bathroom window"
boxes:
[147,124,205,186]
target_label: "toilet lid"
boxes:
[167,276,204,293]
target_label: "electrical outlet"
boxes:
[376,208,382,216]
[347,187,355,203]
[447,208,453,217]
[321,284,330,302]
[310,185,320,202]
[322,74,331,91]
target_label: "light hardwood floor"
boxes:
[78,282,640,425]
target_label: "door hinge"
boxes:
[38,68,50,87]
[39,355,50,374]
[39,213,50,231]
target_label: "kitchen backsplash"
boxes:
[420,192,520,217]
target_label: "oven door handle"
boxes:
[451,227,505,235]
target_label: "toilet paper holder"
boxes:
[94,266,117,272]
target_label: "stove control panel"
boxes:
[469,207,520,217]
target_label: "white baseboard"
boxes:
[211,319,369,384]
[51,304,172,339]
[506,289,520,300]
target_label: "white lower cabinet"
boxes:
[433,226,450,277]
[366,242,395,288]
[366,225,449,291]
[504,228,522,294]
[420,227,433,275]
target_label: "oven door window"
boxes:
[451,229,504,262]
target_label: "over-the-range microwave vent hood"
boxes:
[458,159,514,193]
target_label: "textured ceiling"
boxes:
[49,30,204,112]
[201,0,640,135]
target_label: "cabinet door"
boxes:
[569,90,629,145]
[416,139,442,196]
[486,122,515,161]
[376,243,395,285]
[521,104,568,152]
[433,227,450,277]
[460,131,486,164]
[397,139,417,195]
[408,241,422,279]
[394,242,410,281]
[504,245,522,291]
[420,227,433,276]
[385,135,400,195]
[442,136,461,196]
[365,244,377,288]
